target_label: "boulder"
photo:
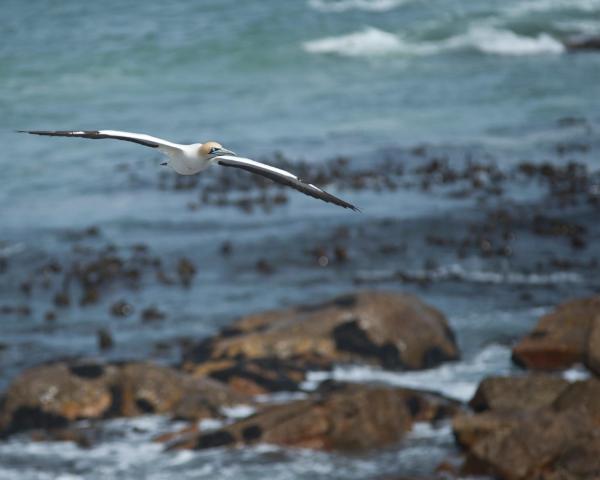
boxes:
[183,292,459,389]
[552,378,600,425]
[587,315,600,376]
[469,374,569,412]
[453,411,524,450]
[512,295,600,370]
[454,374,600,480]
[0,362,117,435]
[462,408,600,480]
[163,383,461,452]
[0,360,249,436]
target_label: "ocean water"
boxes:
[1,0,599,478]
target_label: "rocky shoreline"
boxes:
[1,291,599,479]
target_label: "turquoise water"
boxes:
[1,1,599,478]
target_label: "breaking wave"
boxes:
[505,0,600,16]
[303,25,565,57]
[308,0,412,12]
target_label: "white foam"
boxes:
[459,26,565,56]
[303,27,404,57]
[302,344,513,402]
[308,0,411,12]
[506,0,600,16]
[562,365,591,382]
[355,263,581,286]
[410,263,580,285]
[221,404,256,419]
[407,421,453,440]
[303,25,565,58]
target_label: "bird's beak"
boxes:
[214,148,236,157]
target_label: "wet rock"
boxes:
[177,257,196,287]
[53,291,70,308]
[140,306,166,323]
[565,35,600,52]
[454,373,600,480]
[0,361,248,436]
[30,425,99,448]
[255,258,274,275]
[109,300,134,317]
[0,362,116,435]
[113,362,248,420]
[469,374,569,412]
[512,295,600,371]
[587,315,600,376]
[459,408,600,480]
[553,378,600,425]
[183,292,458,380]
[453,410,523,451]
[97,328,114,351]
[189,357,309,395]
[188,383,460,452]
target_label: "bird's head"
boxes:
[199,141,236,159]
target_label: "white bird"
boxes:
[19,129,359,211]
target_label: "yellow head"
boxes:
[198,142,223,157]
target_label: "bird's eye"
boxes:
[210,147,219,154]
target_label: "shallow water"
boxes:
[1,0,599,478]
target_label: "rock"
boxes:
[188,383,460,452]
[512,295,600,370]
[0,362,117,435]
[110,300,134,317]
[469,374,569,412]
[461,408,600,480]
[112,362,249,420]
[553,378,600,425]
[177,257,196,287]
[30,425,99,448]
[587,315,600,376]
[565,36,600,52]
[454,375,600,480]
[183,292,459,385]
[140,306,166,323]
[453,411,523,451]
[0,360,249,436]
[190,357,308,395]
[97,328,114,350]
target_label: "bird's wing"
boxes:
[19,129,184,155]
[215,155,359,211]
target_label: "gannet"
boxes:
[19,129,359,211]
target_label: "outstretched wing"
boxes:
[216,155,359,211]
[19,129,183,155]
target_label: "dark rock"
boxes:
[110,300,134,317]
[97,328,114,351]
[177,258,196,287]
[565,35,600,52]
[140,306,166,323]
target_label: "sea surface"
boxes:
[1,0,599,478]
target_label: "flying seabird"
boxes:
[19,129,359,211]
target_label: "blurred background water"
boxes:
[1,0,599,478]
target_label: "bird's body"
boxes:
[19,129,359,211]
